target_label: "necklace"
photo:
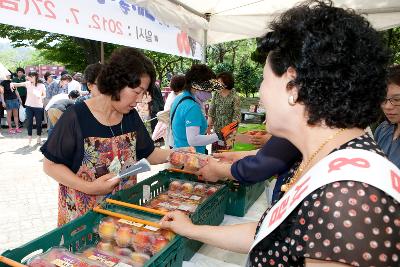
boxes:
[108,117,125,165]
[281,128,346,192]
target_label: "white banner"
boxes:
[0,0,202,59]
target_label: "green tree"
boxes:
[383,27,400,64]
[213,62,234,74]
[144,51,196,87]
[236,62,262,97]
[0,23,117,71]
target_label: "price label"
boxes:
[118,219,143,228]
[143,184,151,202]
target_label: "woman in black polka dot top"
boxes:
[160,1,399,266]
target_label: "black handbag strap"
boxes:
[170,96,196,125]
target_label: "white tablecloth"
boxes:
[184,191,269,267]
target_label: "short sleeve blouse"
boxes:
[40,102,155,225]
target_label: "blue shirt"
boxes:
[46,81,67,100]
[374,121,400,168]
[170,91,207,153]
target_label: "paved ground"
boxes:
[0,128,166,254]
[0,129,58,253]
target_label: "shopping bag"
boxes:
[19,105,26,122]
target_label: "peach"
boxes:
[157,193,169,201]
[160,229,175,241]
[115,225,132,247]
[182,182,193,193]
[193,184,205,195]
[132,231,153,253]
[152,236,169,254]
[98,219,117,241]
[206,186,218,196]
[169,181,182,191]
[113,246,133,257]
[130,252,150,266]
[96,241,114,252]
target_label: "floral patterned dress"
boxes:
[41,103,155,226]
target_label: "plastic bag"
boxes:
[19,105,26,122]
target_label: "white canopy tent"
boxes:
[133,0,400,61]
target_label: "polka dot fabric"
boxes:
[249,134,400,267]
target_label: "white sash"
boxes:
[247,149,400,265]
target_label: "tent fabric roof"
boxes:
[134,0,400,45]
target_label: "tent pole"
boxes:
[202,13,211,64]
[202,29,207,63]
[100,42,105,64]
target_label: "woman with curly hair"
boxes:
[41,47,171,226]
[375,65,400,169]
[160,1,399,266]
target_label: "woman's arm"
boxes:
[14,90,22,103]
[160,211,257,253]
[186,126,219,146]
[43,158,119,195]
[11,81,29,87]
[41,84,47,99]
[0,86,5,108]
[146,147,172,165]
[197,158,234,182]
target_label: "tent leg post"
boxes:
[101,41,105,64]
[202,29,207,63]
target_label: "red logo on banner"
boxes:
[290,176,311,206]
[177,31,190,55]
[269,197,289,227]
[391,170,400,193]
[328,157,370,173]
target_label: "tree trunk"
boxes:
[73,37,101,64]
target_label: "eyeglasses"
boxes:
[382,97,400,106]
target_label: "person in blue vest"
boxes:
[170,64,225,154]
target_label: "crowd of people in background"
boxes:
[1,61,400,170]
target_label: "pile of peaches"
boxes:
[96,217,175,266]
[145,180,219,214]
[169,147,210,169]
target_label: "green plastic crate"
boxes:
[0,211,183,267]
[233,123,267,151]
[110,170,228,261]
[224,181,266,217]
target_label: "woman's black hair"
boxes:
[84,63,102,84]
[169,75,186,93]
[97,47,156,101]
[184,64,215,92]
[28,71,41,86]
[216,72,234,90]
[16,67,25,74]
[259,0,391,128]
